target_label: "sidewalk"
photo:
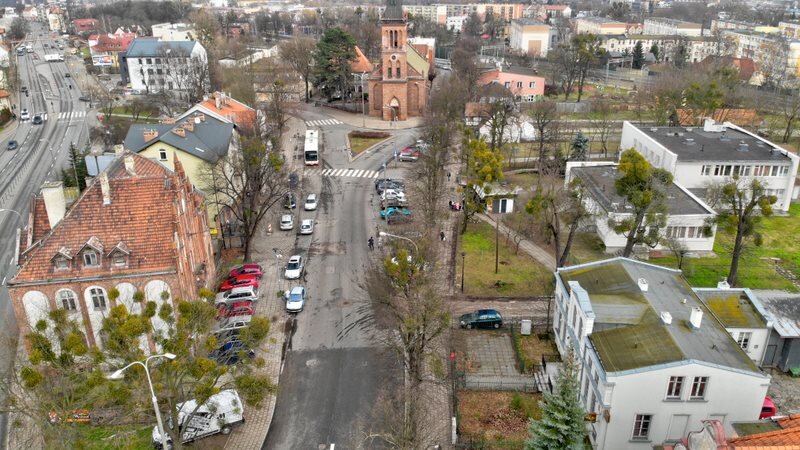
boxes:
[314,104,424,130]
[476,213,556,269]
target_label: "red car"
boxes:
[219,274,260,291]
[760,396,777,419]
[229,264,263,279]
[398,148,420,162]
[217,300,254,319]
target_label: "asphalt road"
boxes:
[0,23,91,448]
[263,108,418,449]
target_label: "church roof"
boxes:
[383,0,405,22]
[351,46,374,73]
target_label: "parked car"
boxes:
[216,300,254,319]
[215,286,258,306]
[229,264,263,279]
[304,193,318,211]
[284,192,296,209]
[7,140,18,151]
[64,73,71,78]
[398,148,420,162]
[459,309,503,329]
[218,274,259,292]
[375,178,405,193]
[78,96,91,102]
[381,189,407,203]
[32,115,43,125]
[213,315,252,335]
[209,339,255,365]
[152,390,244,448]
[760,396,777,419]
[285,286,306,312]
[279,214,294,231]
[380,206,412,220]
[387,210,413,225]
[299,219,314,235]
[20,109,29,121]
[284,255,304,280]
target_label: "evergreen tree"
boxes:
[312,27,357,101]
[568,132,589,161]
[632,41,645,69]
[526,351,586,450]
[649,43,660,62]
[61,143,89,191]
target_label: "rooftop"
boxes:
[750,290,800,338]
[694,289,768,328]
[557,258,761,374]
[189,92,256,130]
[125,39,199,58]
[729,413,800,447]
[123,113,233,163]
[631,122,795,163]
[645,17,702,27]
[512,18,550,26]
[571,165,714,216]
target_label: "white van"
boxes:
[152,389,244,448]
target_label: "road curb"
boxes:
[348,135,393,163]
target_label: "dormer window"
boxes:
[113,254,126,267]
[108,242,130,268]
[54,256,68,270]
[83,250,99,267]
[159,149,167,161]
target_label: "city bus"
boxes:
[304,129,319,166]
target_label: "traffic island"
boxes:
[347,130,391,159]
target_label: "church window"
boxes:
[388,64,392,78]
[396,67,401,77]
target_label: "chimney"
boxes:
[183,120,194,132]
[660,311,673,325]
[637,278,649,292]
[113,144,124,154]
[160,117,176,125]
[689,307,703,329]
[124,154,136,175]
[41,181,66,228]
[143,129,159,142]
[172,127,185,137]
[197,113,205,122]
[215,95,221,109]
[98,172,111,205]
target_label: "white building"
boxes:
[553,258,771,450]
[619,119,800,212]
[123,39,208,94]
[575,17,632,36]
[643,18,703,36]
[446,15,468,32]
[151,23,197,41]
[47,7,65,33]
[600,35,717,64]
[721,30,800,84]
[566,163,717,253]
[509,18,555,57]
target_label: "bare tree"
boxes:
[409,120,451,230]
[526,100,559,169]
[757,39,789,90]
[527,176,591,268]
[279,37,316,103]
[780,89,800,143]
[592,99,614,158]
[663,237,689,270]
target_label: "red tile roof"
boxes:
[12,154,205,283]
[350,46,374,73]
[729,414,800,448]
[197,92,256,130]
[91,33,136,52]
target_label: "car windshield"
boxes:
[289,293,302,302]
[287,261,300,270]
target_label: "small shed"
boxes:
[475,183,521,214]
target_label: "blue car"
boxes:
[210,339,255,365]
[379,206,412,219]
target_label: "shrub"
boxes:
[349,131,390,139]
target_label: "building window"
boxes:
[54,256,68,270]
[632,414,652,440]
[159,149,167,161]
[83,251,99,267]
[113,254,127,267]
[387,66,392,79]
[516,81,523,88]
[146,58,152,64]
[529,81,536,88]
[666,376,684,399]
[690,376,708,400]
[58,290,77,311]
[504,81,511,88]
[396,67,400,78]
[90,288,107,309]
[737,332,752,350]
[155,58,161,64]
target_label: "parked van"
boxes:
[215,286,258,306]
[152,389,244,448]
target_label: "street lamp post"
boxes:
[379,231,418,255]
[107,353,176,449]
[461,251,466,293]
[0,209,23,221]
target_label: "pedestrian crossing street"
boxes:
[305,119,343,128]
[57,111,86,120]
[312,168,381,179]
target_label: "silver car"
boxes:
[299,219,314,235]
[279,214,294,231]
[284,255,304,280]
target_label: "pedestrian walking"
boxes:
[447,171,451,182]
[368,236,374,250]
[440,230,446,241]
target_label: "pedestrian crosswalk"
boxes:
[58,111,86,120]
[305,119,343,128]
[315,168,381,179]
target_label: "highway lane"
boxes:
[0,23,90,448]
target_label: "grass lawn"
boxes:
[458,390,541,448]
[82,424,152,449]
[515,333,559,370]
[348,133,389,156]
[458,221,554,296]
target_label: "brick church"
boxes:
[367,0,430,121]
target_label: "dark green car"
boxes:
[459,309,503,329]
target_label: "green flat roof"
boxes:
[697,291,767,328]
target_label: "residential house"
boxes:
[123,113,235,233]
[566,163,717,253]
[178,92,257,133]
[779,20,800,38]
[478,65,545,102]
[619,119,800,211]
[71,18,100,35]
[121,39,208,95]
[227,23,250,40]
[553,258,771,450]
[694,287,773,366]
[89,32,136,68]
[446,15,468,32]
[643,18,704,36]
[539,5,572,19]
[21,5,38,20]
[748,291,800,373]
[663,416,800,449]
[721,29,800,84]
[151,23,196,41]
[7,153,216,352]
[599,35,717,64]
[509,18,555,57]
[698,56,757,83]
[475,183,521,213]
[48,7,67,33]
[711,18,759,33]
[400,4,447,25]
[0,90,12,110]
[217,46,278,68]
[575,17,636,36]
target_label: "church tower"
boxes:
[378,0,408,121]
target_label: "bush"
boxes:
[0,108,11,125]
[349,131,390,139]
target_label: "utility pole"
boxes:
[494,212,499,274]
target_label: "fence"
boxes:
[556,101,592,114]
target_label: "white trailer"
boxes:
[44,54,61,62]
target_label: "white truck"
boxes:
[44,54,64,62]
[152,389,244,448]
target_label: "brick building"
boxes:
[368,0,430,121]
[7,153,216,352]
